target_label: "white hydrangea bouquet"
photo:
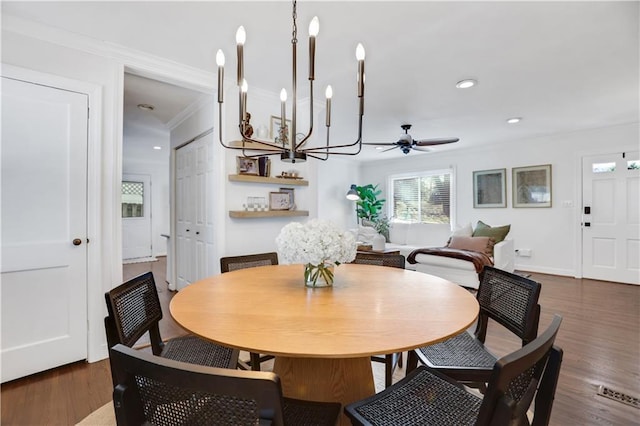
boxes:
[276,219,357,287]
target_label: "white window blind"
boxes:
[389,169,452,224]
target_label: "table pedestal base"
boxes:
[273,356,375,425]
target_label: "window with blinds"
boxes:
[389,170,452,224]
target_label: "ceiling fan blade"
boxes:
[411,146,432,152]
[381,145,400,153]
[363,142,396,146]
[414,137,459,146]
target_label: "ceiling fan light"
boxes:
[455,79,477,89]
[507,117,522,124]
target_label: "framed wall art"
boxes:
[512,164,552,208]
[279,187,295,210]
[236,156,259,175]
[269,192,291,210]
[270,115,292,142]
[473,168,506,208]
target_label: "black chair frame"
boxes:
[407,265,541,385]
[110,344,341,426]
[219,252,279,371]
[345,315,563,426]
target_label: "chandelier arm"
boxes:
[295,80,314,150]
[301,109,364,153]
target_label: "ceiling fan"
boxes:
[364,124,459,155]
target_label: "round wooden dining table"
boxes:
[170,263,479,425]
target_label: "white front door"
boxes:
[582,151,640,284]
[122,174,153,260]
[175,131,215,290]
[1,77,88,382]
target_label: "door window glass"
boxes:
[592,162,615,173]
[122,181,144,217]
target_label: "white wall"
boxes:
[360,122,640,277]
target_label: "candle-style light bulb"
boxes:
[325,85,333,127]
[241,79,248,93]
[236,26,246,85]
[308,16,319,81]
[236,26,246,45]
[280,88,287,102]
[356,43,365,98]
[308,16,319,37]
[216,49,225,66]
[356,43,365,61]
[216,49,225,103]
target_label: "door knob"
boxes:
[72,238,82,246]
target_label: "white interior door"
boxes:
[1,76,88,382]
[582,151,640,284]
[175,131,215,290]
[122,174,153,260]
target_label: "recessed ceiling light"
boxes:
[455,79,477,89]
[137,103,155,111]
[153,146,162,150]
[506,117,522,124]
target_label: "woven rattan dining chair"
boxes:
[352,252,406,387]
[220,252,279,371]
[345,315,563,426]
[406,265,541,389]
[110,343,341,426]
[104,271,239,385]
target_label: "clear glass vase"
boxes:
[304,263,335,288]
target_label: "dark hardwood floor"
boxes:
[1,258,638,425]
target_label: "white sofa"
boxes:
[385,222,515,289]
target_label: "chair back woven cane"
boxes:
[105,272,239,386]
[219,252,279,371]
[475,266,541,344]
[104,271,164,354]
[345,315,563,426]
[406,266,542,386]
[220,252,279,273]
[352,252,405,269]
[110,344,341,426]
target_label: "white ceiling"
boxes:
[4,1,638,162]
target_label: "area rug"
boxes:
[76,402,115,425]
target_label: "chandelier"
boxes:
[215,0,366,163]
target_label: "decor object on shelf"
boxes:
[279,187,296,210]
[275,219,357,287]
[257,156,270,177]
[215,0,366,163]
[236,156,259,175]
[364,124,458,155]
[269,192,291,211]
[513,164,552,208]
[473,168,506,208]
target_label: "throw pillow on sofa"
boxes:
[447,235,495,257]
[472,220,510,244]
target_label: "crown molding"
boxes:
[2,14,215,92]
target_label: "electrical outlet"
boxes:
[516,249,532,257]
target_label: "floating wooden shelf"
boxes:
[229,210,309,218]
[228,174,309,186]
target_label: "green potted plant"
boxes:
[355,184,385,224]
